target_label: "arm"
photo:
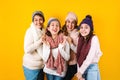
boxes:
[67,36,77,53]
[78,36,101,74]
[70,43,77,53]
[68,30,79,53]
[58,41,70,61]
[42,42,50,62]
[24,29,43,53]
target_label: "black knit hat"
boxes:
[32,11,45,22]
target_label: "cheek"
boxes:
[66,23,69,26]
[40,20,43,23]
[57,27,60,30]
[80,29,83,32]
[87,29,91,33]
[33,21,37,25]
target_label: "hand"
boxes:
[75,72,82,80]
[79,77,85,80]
[41,35,49,45]
[67,36,72,44]
[61,36,67,45]
[41,35,46,43]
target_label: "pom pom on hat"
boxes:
[65,12,78,24]
[32,11,45,22]
[79,15,94,31]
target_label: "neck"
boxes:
[52,34,58,39]
[68,30,71,33]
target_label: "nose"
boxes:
[69,22,72,26]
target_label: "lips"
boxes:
[52,29,57,32]
[68,26,72,29]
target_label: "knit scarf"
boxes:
[77,34,94,67]
[30,23,44,57]
[45,33,65,75]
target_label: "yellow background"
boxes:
[0,0,120,80]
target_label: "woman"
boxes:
[42,18,70,80]
[76,15,102,80]
[23,11,45,80]
[62,12,79,80]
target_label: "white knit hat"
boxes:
[65,12,78,24]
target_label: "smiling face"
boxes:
[33,15,44,29]
[66,19,76,32]
[80,23,91,38]
[47,20,60,36]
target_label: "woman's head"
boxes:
[79,15,94,38]
[62,12,78,36]
[32,11,45,29]
[65,12,78,31]
[46,18,61,36]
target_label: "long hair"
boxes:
[62,21,78,36]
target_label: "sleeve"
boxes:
[58,41,70,61]
[70,43,77,53]
[43,43,50,62]
[24,29,43,53]
[78,36,101,74]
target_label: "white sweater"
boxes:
[43,41,70,77]
[23,23,45,70]
[77,35,103,74]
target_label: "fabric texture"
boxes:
[65,12,78,23]
[77,34,94,67]
[82,64,100,80]
[46,73,63,80]
[79,15,93,31]
[23,66,44,80]
[23,23,44,69]
[63,64,77,80]
[45,34,65,75]
[77,35,102,74]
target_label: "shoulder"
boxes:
[71,29,79,35]
[24,27,33,37]
[92,35,98,39]
[91,35,99,43]
[26,27,32,33]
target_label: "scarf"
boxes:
[45,33,65,75]
[31,23,44,57]
[77,34,94,67]
[68,29,79,64]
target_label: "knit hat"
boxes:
[47,17,61,27]
[79,15,93,31]
[32,11,45,22]
[65,12,78,24]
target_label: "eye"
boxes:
[39,18,43,21]
[85,25,89,29]
[71,21,76,25]
[56,24,59,27]
[67,20,70,23]
[51,24,54,26]
[34,19,38,21]
[80,26,83,29]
